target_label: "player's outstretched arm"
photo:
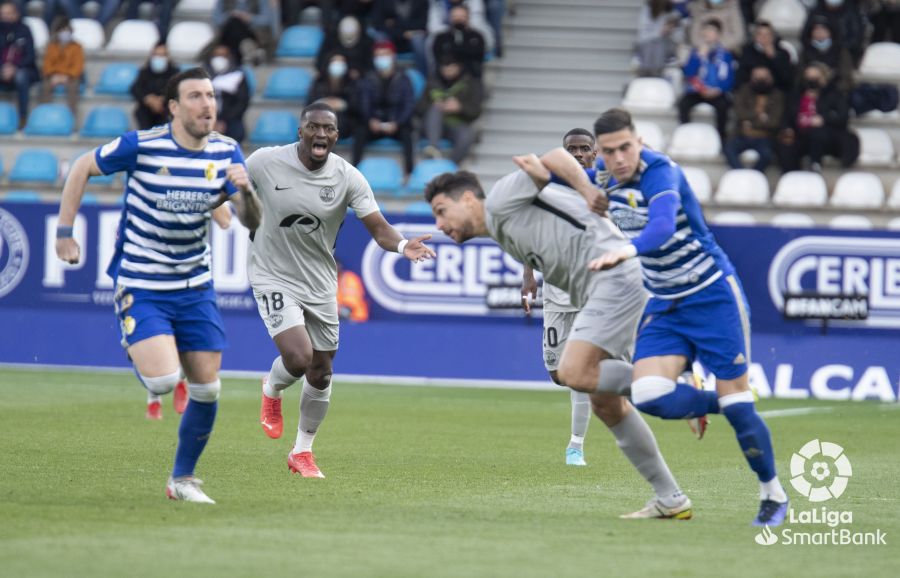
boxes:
[360,212,436,263]
[537,148,608,215]
[56,150,104,264]
[225,164,261,231]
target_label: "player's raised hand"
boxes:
[521,268,537,314]
[226,163,251,192]
[56,237,81,265]
[403,234,437,262]
[512,153,551,183]
[588,244,637,272]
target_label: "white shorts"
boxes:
[253,284,339,351]
[542,309,577,371]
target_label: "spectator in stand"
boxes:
[211,0,278,65]
[801,16,854,90]
[43,0,121,28]
[337,259,369,322]
[868,0,900,43]
[370,0,430,75]
[309,52,360,136]
[688,0,745,53]
[205,44,251,142]
[735,20,794,92]
[420,56,482,163]
[39,17,83,120]
[130,42,180,130]
[801,0,866,66]
[678,18,734,142]
[634,0,682,77]
[315,15,373,81]
[485,0,504,57]
[428,0,496,56]
[352,40,416,175]
[124,0,178,41]
[776,62,859,173]
[432,3,486,79]
[0,1,39,130]
[724,66,784,172]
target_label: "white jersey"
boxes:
[246,145,379,303]
[542,282,577,313]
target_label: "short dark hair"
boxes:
[164,67,211,106]
[423,171,484,203]
[563,128,595,143]
[302,101,337,123]
[593,108,635,136]
[703,18,723,32]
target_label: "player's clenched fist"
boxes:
[226,164,251,191]
[56,237,81,265]
[403,234,437,263]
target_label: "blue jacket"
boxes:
[0,20,38,77]
[359,70,415,125]
[683,44,733,94]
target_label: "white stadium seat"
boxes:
[622,77,676,111]
[714,169,770,205]
[681,166,712,204]
[634,120,665,152]
[772,171,828,207]
[856,128,895,166]
[167,21,216,61]
[860,42,900,80]
[771,212,816,228]
[712,211,757,226]
[757,0,806,36]
[106,20,160,56]
[887,217,900,230]
[888,178,900,208]
[779,39,799,64]
[667,123,721,161]
[829,215,875,230]
[830,172,885,209]
[71,18,104,52]
[175,0,217,16]
[24,16,47,52]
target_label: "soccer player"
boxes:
[520,128,597,466]
[249,102,435,478]
[425,160,693,520]
[55,68,261,504]
[535,107,789,527]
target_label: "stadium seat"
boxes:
[714,169,769,205]
[667,123,721,161]
[681,166,712,204]
[81,192,100,205]
[174,0,216,16]
[23,16,47,51]
[243,65,257,97]
[357,157,403,195]
[263,67,313,100]
[829,215,874,230]
[830,172,884,209]
[2,190,41,202]
[276,25,324,58]
[9,149,58,184]
[856,128,895,166]
[406,68,426,101]
[367,137,403,152]
[860,42,900,80]
[622,77,676,111]
[757,0,806,36]
[80,106,130,138]
[250,111,299,144]
[0,154,3,177]
[887,217,900,230]
[70,18,104,52]
[106,20,160,56]
[634,120,665,152]
[24,104,74,136]
[711,211,757,225]
[779,39,799,64]
[94,63,140,97]
[887,178,900,209]
[404,159,458,196]
[167,21,215,61]
[405,200,434,215]
[417,138,452,151]
[772,171,828,207]
[0,102,17,134]
[771,212,816,228]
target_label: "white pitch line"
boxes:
[758,407,835,418]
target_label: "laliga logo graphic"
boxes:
[0,207,30,298]
[789,439,852,502]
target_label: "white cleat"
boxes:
[166,476,216,504]
[620,496,692,520]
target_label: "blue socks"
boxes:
[172,399,218,478]
[634,377,720,419]
[720,391,777,483]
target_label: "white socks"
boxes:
[760,477,789,503]
[264,356,300,398]
[294,378,332,454]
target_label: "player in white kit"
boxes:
[247,102,435,478]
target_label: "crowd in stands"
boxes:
[634,0,900,176]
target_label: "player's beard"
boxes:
[184,115,214,140]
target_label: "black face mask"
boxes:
[751,80,773,94]
[452,22,467,31]
[804,78,822,90]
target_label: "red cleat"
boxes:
[260,377,283,439]
[146,401,162,420]
[288,451,325,478]
[173,379,188,414]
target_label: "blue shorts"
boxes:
[633,274,751,380]
[114,284,227,352]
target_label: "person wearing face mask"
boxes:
[420,56,482,163]
[431,4,486,79]
[131,43,181,130]
[776,62,859,173]
[800,17,853,90]
[801,0,866,66]
[370,0,429,76]
[0,0,39,130]
[315,15,374,81]
[735,20,794,92]
[309,52,361,135]
[724,66,784,172]
[688,0,745,53]
[39,17,83,120]
[206,44,250,142]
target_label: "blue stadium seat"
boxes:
[95,62,139,97]
[69,151,116,186]
[263,67,312,100]
[9,149,58,184]
[24,104,75,136]
[276,25,324,57]
[404,200,434,215]
[243,65,257,97]
[81,192,99,204]
[250,110,299,144]
[357,157,403,195]
[80,106,130,138]
[0,102,18,134]
[367,137,402,152]
[3,190,41,202]
[417,138,452,151]
[405,68,426,101]
[403,159,458,196]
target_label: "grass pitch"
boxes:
[0,367,897,578]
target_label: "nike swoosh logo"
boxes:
[261,421,275,430]
[275,185,291,191]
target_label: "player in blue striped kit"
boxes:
[55,68,261,504]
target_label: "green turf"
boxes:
[0,367,897,578]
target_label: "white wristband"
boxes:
[623,243,638,259]
[397,239,409,254]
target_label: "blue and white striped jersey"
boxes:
[97,125,244,290]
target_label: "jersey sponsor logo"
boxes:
[279,213,322,234]
[768,235,900,328]
[319,186,336,204]
[609,206,648,230]
[99,137,121,158]
[0,207,29,299]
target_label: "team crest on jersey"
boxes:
[156,166,170,176]
[268,313,284,328]
[319,186,336,204]
[544,350,558,368]
[205,162,216,181]
[122,315,136,336]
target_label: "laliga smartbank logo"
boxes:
[755,439,887,547]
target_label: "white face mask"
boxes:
[328,60,348,78]
[210,56,229,74]
[150,55,168,73]
[57,30,72,44]
[374,55,394,73]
